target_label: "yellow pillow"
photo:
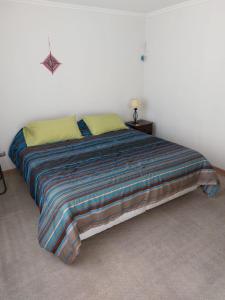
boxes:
[83,113,127,136]
[23,116,82,147]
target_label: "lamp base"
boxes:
[133,108,138,124]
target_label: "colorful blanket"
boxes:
[9,129,220,264]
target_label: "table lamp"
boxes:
[131,99,141,124]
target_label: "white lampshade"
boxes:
[131,99,141,109]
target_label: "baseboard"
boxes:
[3,168,17,175]
[214,167,225,177]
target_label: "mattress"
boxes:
[9,128,220,264]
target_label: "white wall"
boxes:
[2,0,225,171]
[144,0,225,169]
[0,1,145,170]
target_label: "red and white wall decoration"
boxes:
[41,38,61,74]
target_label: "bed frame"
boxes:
[80,185,199,240]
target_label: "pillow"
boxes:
[23,116,82,147]
[83,113,127,136]
[77,119,92,137]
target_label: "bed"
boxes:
[9,128,220,264]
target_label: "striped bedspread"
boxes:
[9,129,220,264]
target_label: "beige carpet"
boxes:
[0,171,225,300]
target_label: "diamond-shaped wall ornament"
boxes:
[41,51,61,74]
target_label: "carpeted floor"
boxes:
[0,171,225,300]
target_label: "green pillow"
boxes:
[23,116,82,147]
[83,113,127,136]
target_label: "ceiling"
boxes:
[49,0,191,13]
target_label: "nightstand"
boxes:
[125,120,153,135]
[0,152,7,195]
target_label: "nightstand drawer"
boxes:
[136,124,153,135]
[125,120,153,135]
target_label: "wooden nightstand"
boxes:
[125,120,153,135]
[0,152,7,195]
